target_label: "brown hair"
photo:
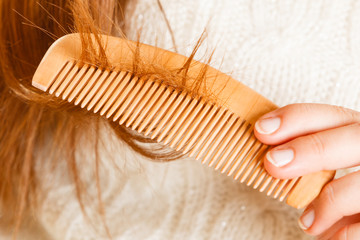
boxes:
[0,0,209,237]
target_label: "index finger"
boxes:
[254,103,360,145]
[264,123,360,179]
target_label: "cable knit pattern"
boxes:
[5,0,360,239]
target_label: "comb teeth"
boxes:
[45,61,299,203]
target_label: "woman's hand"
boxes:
[254,103,360,240]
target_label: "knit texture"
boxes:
[4,0,360,239]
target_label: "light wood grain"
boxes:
[32,33,336,209]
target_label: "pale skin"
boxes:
[254,103,360,240]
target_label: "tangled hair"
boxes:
[0,0,211,237]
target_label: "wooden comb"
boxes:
[32,33,335,209]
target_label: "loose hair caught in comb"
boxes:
[0,0,209,237]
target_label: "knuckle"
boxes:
[351,122,360,134]
[320,182,343,215]
[307,133,326,157]
[287,103,311,115]
[321,183,336,207]
[344,123,360,140]
[333,106,360,124]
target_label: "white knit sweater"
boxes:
[6,0,360,239]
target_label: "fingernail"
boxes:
[255,117,281,134]
[298,208,315,230]
[266,148,294,167]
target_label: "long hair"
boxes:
[0,0,209,237]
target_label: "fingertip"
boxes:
[254,128,274,145]
[298,206,315,231]
[266,148,294,167]
[298,209,323,237]
[254,117,281,135]
[263,156,289,179]
[254,117,286,145]
[262,147,298,179]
